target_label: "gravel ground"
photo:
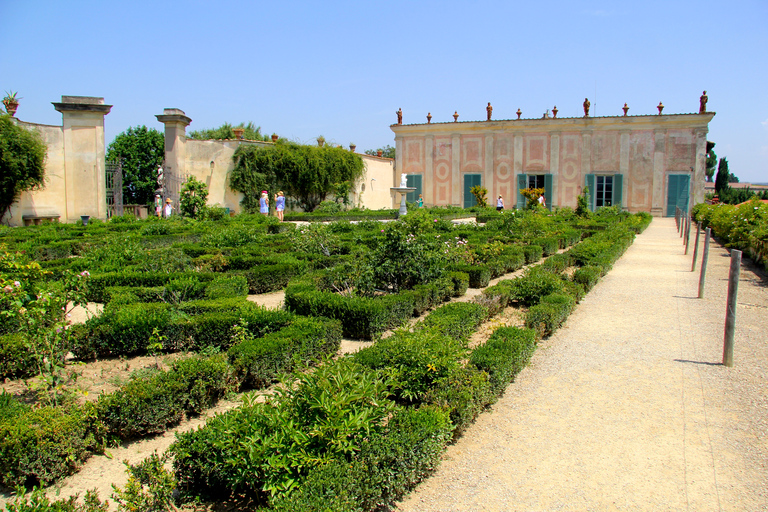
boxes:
[397,217,768,512]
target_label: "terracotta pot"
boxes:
[4,101,18,117]
[271,134,278,142]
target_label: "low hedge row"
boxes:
[86,271,217,303]
[228,316,342,389]
[470,326,537,396]
[417,302,488,342]
[525,293,576,337]
[0,333,37,379]
[449,263,491,288]
[72,300,293,359]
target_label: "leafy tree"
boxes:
[705,141,717,182]
[365,144,395,159]
[714,157,730,194]
[179,176,209,218]
[188,122,269,141]
[106,126,164,205]
[0,114,47,223]
[230,142,364,212]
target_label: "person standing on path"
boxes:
[275,191,285,221]
[163,198,173,218]
[497,195,504,211]
[418,194,424,208]
[259,191,269,216]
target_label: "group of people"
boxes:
[155,194,174,218]
[260,190,286,221]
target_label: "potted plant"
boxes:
[316,135,325,147]
[349,143,356,152]
[271,133,279,143]
[2,91,20,117]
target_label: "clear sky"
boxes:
[2,0,766,183]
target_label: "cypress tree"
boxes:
[714,157,730,195]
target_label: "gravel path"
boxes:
[397,217,768,512]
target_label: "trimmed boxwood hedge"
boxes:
[228,316,342,389]
[0,333,37,379]
[470,326,537,396]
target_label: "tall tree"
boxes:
[106,126,164,205]
[0,114,47,223]
[705,141,717,182]
[714,157,730,194]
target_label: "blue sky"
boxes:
[2,0,766,183]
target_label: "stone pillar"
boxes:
[155,108,192,187]
[619,130,630,211]
[581,131,592,178]
[484,133,494,200]
[425,135,434,206]
[693,128,708,205]
[451,134,461,206]
[651,129,666,216]
[394,136,403,207]
[53,96,112,222]
[550,132,560,208]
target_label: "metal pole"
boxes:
[691,222,701,270]
[698,227,711,298]
[723,249,741,367]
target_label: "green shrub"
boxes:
[228,316,342,389]
[418,302,487,342]
[204,275,249,299]
[0,405,95,487]
[539,252,573,274]
[449,264,491,288]
[572,265,603,291]
[0,333,37,379]
[446,270,469,297]
[94,368,186,441]
[353,329,466,404]
[476,279,516,317]
[508,266,566,306]
[2,487,107,511]
[470,326,537,395]
[240,261,308,294]
[171,360,395,500]
[169,354,232,414]
[531,236,560,256]
[522,244,543,264]
[423,366,494,438]
[524,293,575,337]
[270,405,452,512]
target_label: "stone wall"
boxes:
[5,96,111,226]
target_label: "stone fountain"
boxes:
[391,173,416,217]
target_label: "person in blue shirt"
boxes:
[275,191,286,221]
[260,191,269,216]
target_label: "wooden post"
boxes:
[723,249,741,367]
[684,215,691,254]
[680,210,685,239]
[691,222,701,271]
[698,227,711,298]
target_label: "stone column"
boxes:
[451,134,461,206]
[155,108,192,189]
[651,129,666,216]
[425,135,434,206]
[619,130,630,211]
[53,96,112,222]
[693,128,708,205]
[550,132,560,208]
[484,133,494,200]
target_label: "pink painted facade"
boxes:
[391,112,714,216]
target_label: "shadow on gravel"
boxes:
[674,359,723,366]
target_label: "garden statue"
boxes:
[396,108,403,124]
[699,91,708,113]
[583,98,590,117]
[156,165,164,192]
[400,173,408,187]
[486,102,493,121]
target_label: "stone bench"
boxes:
[22,215,61,226]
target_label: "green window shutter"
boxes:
[516,174,527,209]
[463,174,481,208]
[612,174,623,209]
[544,174,553,210]
[585,174,596,212]
[406,175,422,203]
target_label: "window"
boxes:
[528,175,546,189]
[405,174,422,203]
[595,176,613,207]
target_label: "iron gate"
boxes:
[105,159,123,218]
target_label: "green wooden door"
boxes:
[516,174,527,209]
[406,174,422,203]
[585,174,596,211]
[543,174,553,210]
[666,175,691,216]
[463,174,482,208]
